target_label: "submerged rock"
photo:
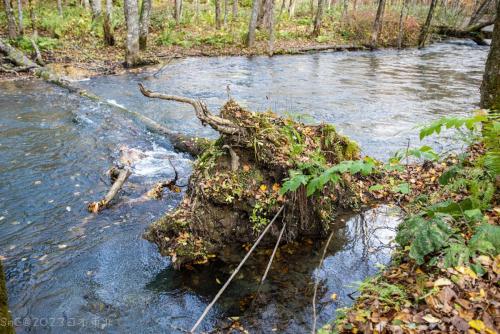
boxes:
[144,100,366,268]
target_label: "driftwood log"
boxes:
[436,20,495,45]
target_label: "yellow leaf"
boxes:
[469,320,485,332]
[434,277,453,288]
[243,164,250,172]
[422,314,441,324]
[330,293,337,300]
[260,184,268,192]
[455,266,478,279]
[272,183,280,193]
[216,278,221,284]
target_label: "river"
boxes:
[0,39,488,333]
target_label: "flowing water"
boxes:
[0,40,488,333]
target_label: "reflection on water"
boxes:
[0,40,488,333]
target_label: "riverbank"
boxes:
[2,1,467,80]
[321,117,499,333]
[0,261,14,334]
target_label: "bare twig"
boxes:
[190,205,285,333]
[311,228,336,334]
[88,167,132,213]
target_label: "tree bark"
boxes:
[17,0,23,35]
[287,0,296,17]
[103,0,115,46]
[247,0,262,46]
[90,0,102,20]
[215,0,222,29]
[342,0,349,23]
[3,0,17,38]
[57,0,63,16]
[124,0,140,67]
[257,0,273,30]
[224,0,229,25]
[83,0,90,9]
[233,0,238,18]
[312,0,326,37]
[418,0,438,48]
[174,0,182,25]
[469,0,494,27]
[268,0,275,55]
[480,0,500,110]
[139,0,152,50]
[397,0,409,49]
[28,0,37,37]
[370,0,386,49]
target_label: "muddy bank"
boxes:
[0,262,14,334]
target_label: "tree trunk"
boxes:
[342,0,349,22]
[312,0,326,37]
[257,0,273,30]
[17,0,23,35]
[480,0,500,110]
[103,0,115,46]
[124,0,140,67]
[174,0,182,25]
[397,0,409,48]
[194,0,199,19]
[83,0,90,9]
[224,0,229,25]
[469,0,493,27]
[90,0,102,20]
[353,0,357,12]
[57,0,63,16]
[3,0,17,38]
[139,0,152,50]
[288,0,296,17]
[247,0,262,46]
[28,0,37,37]
[268,0,275,55]
[233,0,238,18]
[370,0,386,49]
[215,0,222,29]
[418,0,438,48]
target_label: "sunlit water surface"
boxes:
[0,40,488,333]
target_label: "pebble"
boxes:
[66,206,71,212]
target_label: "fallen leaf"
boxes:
[422,314,441,324]
[330,293,337,300]
[434,277,452,287]
[469,319,485,332]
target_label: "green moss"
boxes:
[0,262,14,334]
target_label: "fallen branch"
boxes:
[311,228,336,334]
[88,167,131,213]
[30,38,45,66]
[146,159,180,199]
[435,19,495,45]
[190,205,285,333]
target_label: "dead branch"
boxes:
[146,159,180,199]
[88,167,131,213]
[222,145,240,171]
[30,38,45,66]
[138,83,243,136]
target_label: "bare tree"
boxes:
[139,0,152,50]
[194,0,199,19]
[82,0,90,9]
[174,0,182,25]
[103,0,115,46]
[257,0,274,30]
[480,0,500,109]
[90,0,102,20]
[57,0,63,16]
[268,0,276,55]
[3,0,17,38]
[418,0,438,48]
[28,0,37,37]
[215,0,222,29]
[469,0,494,27]
[288,0,296,17]
[342,0,349,22]
[397,0,410,49]
[312,0,327,37]
[224,0,229,25]
[247,0,262,46]
[233,0,238,18]
[17,0,24,35]
[370,0,386,49]
[124,0,140,67]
